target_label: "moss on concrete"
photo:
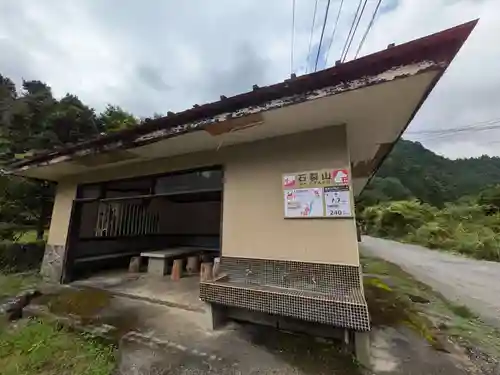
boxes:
[362,255,500,359]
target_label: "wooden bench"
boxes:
[140,247,215,276]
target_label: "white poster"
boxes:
[284,188,324,218]
[323,186,352,217]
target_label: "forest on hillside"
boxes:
[0,74,142,240]
[359,139,500,208]
[358,140,500,261]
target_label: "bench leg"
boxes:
[148,258,167,276]
[186,256,199,274]
[171,259,183,281]
[129,256,141,273]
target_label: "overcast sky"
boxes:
[0,0,498,159]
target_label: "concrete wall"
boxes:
[47,182,77,247]
[48,125,359,270]
[222,126,359,266]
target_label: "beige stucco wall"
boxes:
[49,125,359,266]
[221,126,359,266]
[47,182,77,246]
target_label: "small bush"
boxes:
[0,240,46,272]
[359,197,500,262]
[448,303,477,319]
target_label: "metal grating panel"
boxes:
[200,282,370,331]
[200,257,370,331]
[220,257,362,294]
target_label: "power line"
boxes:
[407,118,500,135]
[341,0,369,62]
[306,0,319,74]
[291,0,296,75]
[314,0,332,72]
[406,119,500,142]
[324,0,345,66]
[354,0,383,59]
[339,0,363,63]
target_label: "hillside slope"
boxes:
[361,140,500,206]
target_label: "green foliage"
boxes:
[360,197,500,261]
[0,272,40,298]
[0,240,46,272]
[0,319,115,375]
[447,303,477,319]
[360,200,436,238]
[0,73,141,241]
[365,139,500,207]
[477,185,500,215]
[359,141,500,262]
[99,105,138,133]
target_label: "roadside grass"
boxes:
[362,255,500,359]
[0,272,41,298]
[14,230,47,243]
[0,272,116,374]
[0,319,115,375]
[447,303,477,319]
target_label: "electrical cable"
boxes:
[354,0,383,59]
[306,0,319,74]
[407,118,500,135]
[314,0,332,72]
[324,0,345,66]
[341,0,369,62]
[406,119,500,142]
[291,0,296,75]
[339,0,363,63]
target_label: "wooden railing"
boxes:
[94,201,160,237]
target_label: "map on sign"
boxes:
[284,188,324,218]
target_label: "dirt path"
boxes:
[361,236,500,328]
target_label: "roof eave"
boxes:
[9,19,478,172]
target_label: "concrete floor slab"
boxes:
[72,271,205,312]
[28,284,489,374]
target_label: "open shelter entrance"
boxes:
[63,166,223,282]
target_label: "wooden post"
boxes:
[129,256,141,273]
[171,259,183,281]
[186,256,200,274]
[212,257,221,278]
[200,262,213,281]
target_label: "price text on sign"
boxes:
[324,186,352,217]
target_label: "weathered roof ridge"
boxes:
[10,19,478,170]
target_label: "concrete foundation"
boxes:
[354,331,371,369]
[147,258,168,276]
[40,244,66,282]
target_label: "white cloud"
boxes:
[0,0,498,158]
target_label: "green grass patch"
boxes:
[0,319,115,375]
[447,303,477,319]
[15,230,47,243]
[0,272,41,299]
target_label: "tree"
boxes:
[478,185,500,215]
[0,74,144,241]
[99,105,138,133]
[48,94,101,145]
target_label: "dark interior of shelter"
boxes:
[64,167,223,281]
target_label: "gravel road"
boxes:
[360,236,500,328]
